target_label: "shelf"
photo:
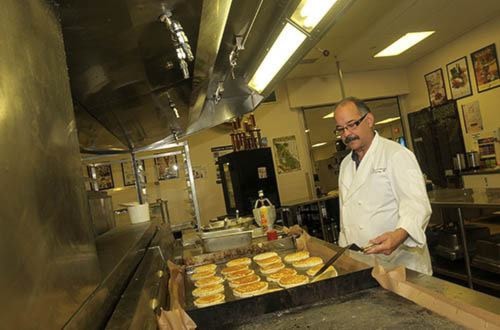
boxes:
[432,257,500,293]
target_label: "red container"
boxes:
[267,229,278,241]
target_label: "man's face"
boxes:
[334,101,375,152]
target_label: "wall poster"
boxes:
[462,100,483,134]
[471,43,500,93]
[211,145,234,184]
[273,135,301,174]
[88,164,114,190]
[154,155,179,180]
[424,68,447,107]
[446,56,473,100]
[121,160,146,186]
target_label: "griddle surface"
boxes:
[229,287,462,329]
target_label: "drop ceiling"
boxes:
[289,0,500,78]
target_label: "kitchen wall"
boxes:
[401,16,500,152]
[83,148,193,226]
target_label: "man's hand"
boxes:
[364,228,408,255]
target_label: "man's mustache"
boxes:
[344,135,359,144]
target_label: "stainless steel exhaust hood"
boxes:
[59,0,355,153]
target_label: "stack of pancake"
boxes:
[190,263,225,308]
[222,256,269,298]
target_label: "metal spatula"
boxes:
[312,243,353,278]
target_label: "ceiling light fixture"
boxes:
[291,0,339,31]
[323,112,334,119]
[374,31,435,57]
[312,142,327,148]
[248,23,306,93]
[375,117,400,125]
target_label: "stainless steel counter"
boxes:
[427,188,500,290]
[65,221,159,329]
[428,188,500,208]
[460,167,500,176]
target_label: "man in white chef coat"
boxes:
[335,97,432,275]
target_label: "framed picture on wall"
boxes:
[424,68,447,107]
[87,164,114,190]
[121,160,146,186]
[471,43,500,93]
[272,135,301,174]
[446,56,473,100]
[154,155,179,180]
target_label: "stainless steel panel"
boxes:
[0,1,101,328]
[60,0,347,151]
[66,223,158,329]
[88,191,116,235]
[201,229,253,252]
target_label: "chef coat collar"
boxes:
[350,130,378,170]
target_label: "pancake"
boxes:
[292,257,323,269]
[193,263,217,273]
[284,251,310,264]
[260,261,285,275]
[194,293,225,308]
[266,268,297,282]
[226,257,252,268]
[194,275,224,288]
[191,270,216,281]
[233,281,269,297]
[253,252,278,262]
[278,274,309,288]
[221,264,249,276]
[306,264,338,277]
[255,255,282,267]
[192,283,224,297]
[225,268,254,280]
[229,274,261,288]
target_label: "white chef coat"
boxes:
[338,132,433,275]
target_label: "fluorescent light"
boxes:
[375,117,400,125]
[312,142,327,148]
[291,0,338,31]
[305,129,310,133]
[374,31,435,57]
[249,23,306,93]
[323,112,334,119]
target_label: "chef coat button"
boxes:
[357,201,362,205]
[358,225,364,230]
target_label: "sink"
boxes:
[199,228,252,252]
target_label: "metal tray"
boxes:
[184,237,378,329]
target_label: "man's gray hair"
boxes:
[333,96,371,115]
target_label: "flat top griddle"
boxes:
[183,237,378,328]
[228,287,463,329]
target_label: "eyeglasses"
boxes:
[334,113,368,135]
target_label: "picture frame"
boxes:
[121,160,146,186]
[424,68,447,107]
[446,56,473,100]
[87,164,114,190]
[470,43,500,93]
[154,155,179,180]
[272,135,301,174]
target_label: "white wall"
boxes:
[402,16,500,152]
